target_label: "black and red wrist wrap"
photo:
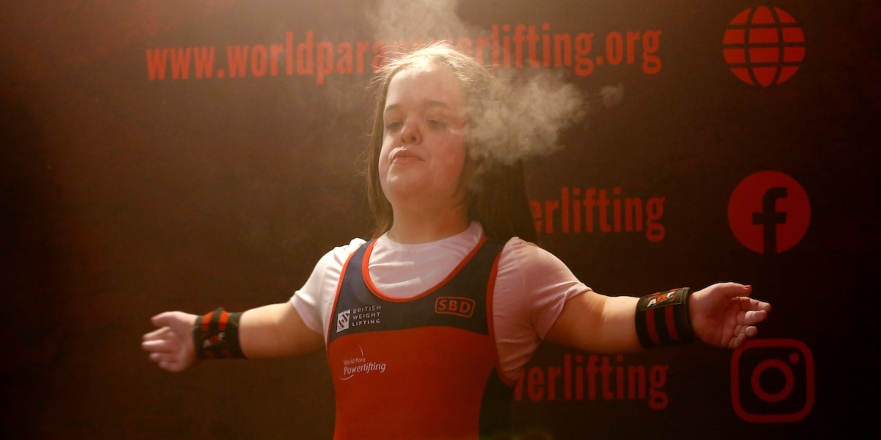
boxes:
[193,308,247,360]
[635,288,695,348]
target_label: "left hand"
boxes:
[142,311,199,372]
[689,283,771,349]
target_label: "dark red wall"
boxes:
[2,1,878,438]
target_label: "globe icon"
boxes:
[723,6,805,86]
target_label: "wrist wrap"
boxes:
[635,288,694,348]
[193,308,247,359]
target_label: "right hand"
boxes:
[142,311,199,372]
[689,283,771,349]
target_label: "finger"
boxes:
[742,325,758,338]
[729,332,747,349]
[733,323,749,337]
[142,326,172,342]
[151,312,181,328]
[149,351,169,364]
[156,312,200,336]
[741,309,768,325]
[734,297,770,314]
[718,283,752,299]
[731,324,758,347]
[142,339,176,354]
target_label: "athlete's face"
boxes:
[378,65,471,212]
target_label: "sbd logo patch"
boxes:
[435,297,475,318]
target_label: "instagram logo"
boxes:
[731,339,814,422]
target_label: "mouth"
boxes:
[391,148,422,163]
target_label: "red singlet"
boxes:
[326,237,513,439]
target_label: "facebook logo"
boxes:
[752,187,788,254]
[729,172,810,254]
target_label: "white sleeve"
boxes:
[493,238,591,380]
[290,238,366,336]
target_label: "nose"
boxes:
[400,120,421,145]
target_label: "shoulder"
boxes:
[493,238,590,338]
[500,238,569,271]
[497,237,587,292]
[314,238,368,271]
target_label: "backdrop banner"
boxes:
[1,1,878,439]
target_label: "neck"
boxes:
[386,206,470,244]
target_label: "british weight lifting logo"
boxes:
[336,306,382,334]
[337,310,350,333]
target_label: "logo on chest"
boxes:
[337,305,382,333]
[340,345,387,381]
[434,296,476,318]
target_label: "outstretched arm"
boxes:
[543,291,641,353]
[142,302,324,372]
[543,283,771,353]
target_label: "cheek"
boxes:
[377,138,396,188]
[443,137,468,166]
[437,139,469,182]
[378,138,393,168]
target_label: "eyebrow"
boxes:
[384,100,452,113]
